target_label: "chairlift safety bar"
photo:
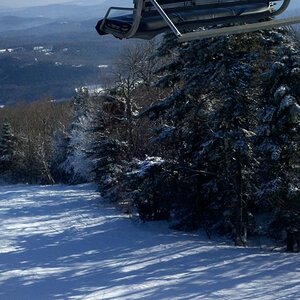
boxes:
[178,15,300,42]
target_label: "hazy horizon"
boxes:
[1,0,300,9]
[0,0,76,7]
[0,0,102,8]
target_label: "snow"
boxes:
[279,95,295,112]
[76,85,105,95]
[33,46,44,51]
[33,46,53,56]
[98,65,109,68]
[0,184,299,300]
[128,156,165,178]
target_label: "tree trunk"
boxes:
[235,148,247,247]
[125,93,133,153]
[286,230,294,252]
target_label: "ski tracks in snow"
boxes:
[0,184,299,300]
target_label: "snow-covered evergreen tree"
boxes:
[61,88,94,183]
[51,128,69,183]
[126,157,175,221]
[0,120,17,180]
[87,95,127,200]
[200,92,257,245]
[255,30,300,251]
[138,32,262,239]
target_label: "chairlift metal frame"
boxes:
[96,0,300,42]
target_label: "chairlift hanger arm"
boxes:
[149,0,182,38]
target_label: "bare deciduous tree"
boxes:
[112,40,162,152]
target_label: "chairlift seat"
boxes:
[137,3,271,39]
[96,1,272,39]
[96,0,298,41]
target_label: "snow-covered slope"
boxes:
[0,184,299,299]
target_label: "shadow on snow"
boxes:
[0,184,299,300]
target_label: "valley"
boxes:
[0,1,132,105]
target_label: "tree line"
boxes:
[0,29,299,251]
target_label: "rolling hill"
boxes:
[0,1,134,105]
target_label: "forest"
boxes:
[0,28,299,251]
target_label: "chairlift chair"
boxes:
[95,0,300,42]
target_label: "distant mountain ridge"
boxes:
[0,15,52,32]
[0,0,132,36]
[0,1,135,105]
[0,0,131,18]
[0,4,109,21]
[0,0,124,8]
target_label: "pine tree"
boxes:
[51,128,69,182]
[201,92,257,245]
[61,88,94,183]
[126,157,176,221]
[138,32,262,239]
[87,96,127,200]
[0,120,18,181]
[256,31,300,251]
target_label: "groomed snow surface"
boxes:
[0,185,299,300]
